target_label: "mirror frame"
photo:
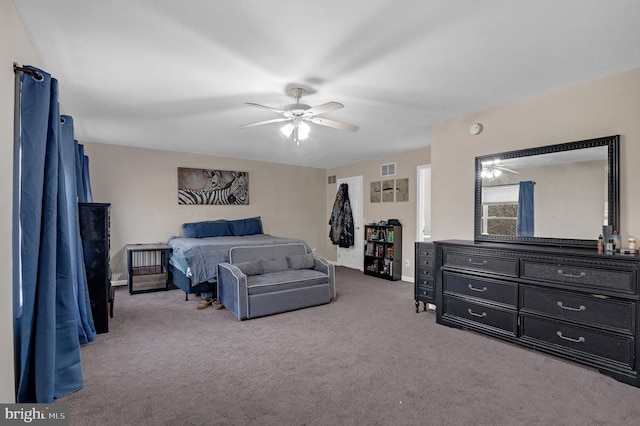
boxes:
[474,135,619,248]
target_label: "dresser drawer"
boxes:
[416,274,434,287]
[417,266,434,279]
[417,257,435,268]
[416,243,435,259]
[520,315,634,367]
[521,260,637,295]
[443,296,517,336]
[520,285,635,334]
[416,283,434,302]
[443,272,517,307]
[443,250,518,277]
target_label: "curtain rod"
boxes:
[13,62,43,81]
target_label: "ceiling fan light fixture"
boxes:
[243,87,357,142]
[280,122,295,138]
[298,121,310,140]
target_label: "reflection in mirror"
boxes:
[474,135,619,248]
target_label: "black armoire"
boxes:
[78,202,111,334]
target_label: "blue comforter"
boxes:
[167,234,310,285]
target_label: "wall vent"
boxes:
[328,175,337,184]
[381,163,396,177]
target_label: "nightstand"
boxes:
[126,243,172,294]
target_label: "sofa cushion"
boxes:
[287,253,315,270]
[247,269,329,295]
[261,259,289,273]
[235,260,264,276]
[182,220,232,238]
[228,217,263,236]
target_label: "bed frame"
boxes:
[168,263,216,301]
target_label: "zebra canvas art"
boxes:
[177,168,249,205]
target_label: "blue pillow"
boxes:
[182,220,232,238]
[228,217,263,236]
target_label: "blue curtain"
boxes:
[516,181,535,237]
[13,66,95,403]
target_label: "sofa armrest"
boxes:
[217,263,248,320]
[313,256,335,300]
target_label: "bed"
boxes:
[168,217,312,300]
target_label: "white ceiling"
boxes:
[13,0,640,169]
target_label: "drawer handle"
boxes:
[468,259,487,266]
[467,309,487,318]
[556,331,585,344]
[468,284,488,292]
[557,270,586,279]
[557,301,586,312]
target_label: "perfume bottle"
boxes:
[606,238,614,253]
[597,234,604,253]
[612,230,621,253]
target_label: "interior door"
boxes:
[337,176,363,270]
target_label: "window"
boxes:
[481,185,519,235]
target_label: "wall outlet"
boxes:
[405,259,410,267]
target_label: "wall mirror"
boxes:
[474,135,619,248]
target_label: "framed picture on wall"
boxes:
[382,179,394,202]
[370,181,381,202]
[395,178,409,202]
[177,168,249,205]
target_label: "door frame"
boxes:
[416,164,432,241]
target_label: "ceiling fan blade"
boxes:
[245,102,286,114]
[240,117,290,128]
[309,117,359,132]
[495,166,520,174]
[304,101,344,116]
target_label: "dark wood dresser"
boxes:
[435,240,640,387]
[79,202,111,334]
[415,242,435,311]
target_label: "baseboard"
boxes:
[112,280,127,287]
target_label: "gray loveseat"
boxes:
[217,243,335,320]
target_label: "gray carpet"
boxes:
[61,267,640,425]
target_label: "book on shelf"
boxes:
[365,242,374,256]
[383,259,392,275]
[386,247,394,259]
[387,230,394,242]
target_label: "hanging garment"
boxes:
[329,183,355,248]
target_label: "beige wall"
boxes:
[1,1,42,403]
[431,68,640,243]
[325,147,431,278]
[82,143,328,280]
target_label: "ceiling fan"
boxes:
[240,87,359,145]
[481,159,520,179]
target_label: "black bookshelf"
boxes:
[364,224,402,281]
